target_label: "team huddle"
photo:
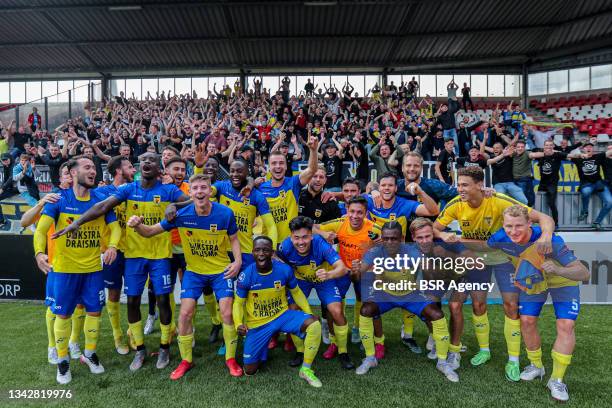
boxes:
[31,139,589,402]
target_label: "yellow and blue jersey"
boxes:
[437,193,528,265]
[214,180,271,254]
[277,234,340,283]
[257,175,303,240]
[364,194,420,237]
[96,184,127,252]
[112,181,184,259]
[235,260,298,329]
[488,226,579,294]
[40,188,117,273]
[160,202,238,275]
[362,243,421,298]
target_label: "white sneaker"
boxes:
[321,320,330,345]
[80,353,105,374]
[447,351,461,370]
[436,361,459,383]
[520,364,545,381]
[56,360,71,384]
[427,344,437,360]
[48,347,58,364]
[69,342,82,359]
[156,348,170,369]
[355,357,378,375]
[547,378,569,402]
[426,335,434,351]
[143,313,157,335]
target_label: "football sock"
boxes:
[46,308,56,348]
[504,316,521,361]
[302,321,321,368]
[160,323,171,347]
[84,315,100,357]
[359,315,375,358]
[54,317,71,361]
[204,294,221,326]
[334,323,349,353]
[106,300,122,341]
[70,306,85,344]
[128,321,144,348]
[432,317,450,361]
[402,311,415,338]
[449,342,462,353]
[374,335,385,345]
[292,335,305,353]
[178,334,194,363]
[222,323,238,360]
[353,300,362,328]
[472,312,490,351]
[551,350,572,381]
[527,348,543,368]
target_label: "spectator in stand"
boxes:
[570,143,612,229]
[434,92,460,155]
[484,142,528,204]
[457,116,483,157]
[12,153,40,206]
[407,77,419,101]
[461,82,474,112]
[9,123,31,159]
[369,136,396,179]
[0,153,17,225]
[435,138,456,185]
[39,142,68,191]
[561,112,576,143]
[510,104,527,134]
[529,140,582,225]
[319,138,344,192]
[557,137,583,154]
[28,107,42,132]
[456,145,488,169]
[304,79,315,97]
[530,125,557,149]
[511,140,535,207]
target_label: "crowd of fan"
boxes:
[0,76,611,227]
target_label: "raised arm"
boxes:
[126,215,165,238]
[52,196,121,238]
[298,135,320,186]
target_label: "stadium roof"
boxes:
[0,0,611,77]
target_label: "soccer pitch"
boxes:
[0,302,609,408]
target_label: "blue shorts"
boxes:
[519,285,580,320]
[45,270,105,315]
[295,279,342,307]
[180,270,234,301]
[124,258,172,296]
[335,275,352,299]
[102,250,125,290]
[373,291,434,319]
[467,262,519,294]
[243,309,312,365]
[170,253,186,285]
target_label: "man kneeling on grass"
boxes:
[234,236,323,387]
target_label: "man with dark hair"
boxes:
[278,216,353,369]
[53,152,190,372]
[338,177,361,216]
[0,153,16,225]
[570,143,612,229]
[41,143,68,191]
[298,167,341,224]
[235,236,322,387]
[435,138,456,185]
[355,221,458,382]
[95,156,136,355]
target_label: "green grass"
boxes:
[0,302,610,408]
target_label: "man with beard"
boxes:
[215,159,277,270]
[456,146,488,170]
[256,136,319,242]
[316,197,383,355]
[95,156,136,355]
[53,152,190,372]
[34,156,121,384]
[298,166,341,224]
[337,177,361,216]
[127,174,243,380]
[234,236,322,387]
